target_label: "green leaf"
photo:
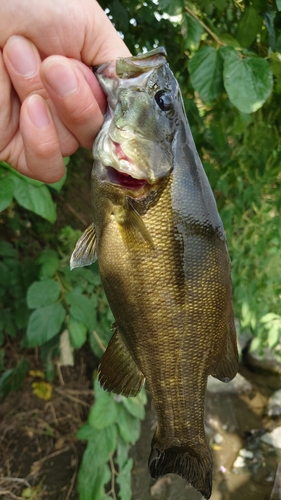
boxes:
[221,47,273,113]
[116,404,141,445]
[264,11,276,51]
[47,168,67,192]
[88,391,118,430]
[213,0,227,10]
[0,168,14,212]
[12,175,56,223]
[219,33,241,49]
[78,424,117,465]
[0,241,18,259]
[69,317,87,349]
[121,394,145,420]
[76,423,96,441]
[277,0,281,11]
[26,303,66,347]
[0,358,29,400]
[65,289,95,331]
[235,6,262,48]
[188,46,224,103]
[116,458,133,500]
[116,438,130,470]
[27,279,61,309]
[182,13,203,50]
[77,462,110,500]
[37,249,60,278]
[0,262,10,287]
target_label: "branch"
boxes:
[185,5,225,46]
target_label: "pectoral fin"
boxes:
[98,326,145,397]
[114,199,156,252]
[70,224,97,270]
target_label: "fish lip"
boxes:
[106,166,149,192]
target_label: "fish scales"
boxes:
[71,47,238,499]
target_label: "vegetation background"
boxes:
[0,0,281,499]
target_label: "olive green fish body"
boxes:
[71,47,238,500]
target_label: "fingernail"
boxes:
[45,61,78,97]
[6,36,37,76]
[27,95,50,129]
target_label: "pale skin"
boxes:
[0,0,131,183]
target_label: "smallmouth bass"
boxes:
[71,47,238,499]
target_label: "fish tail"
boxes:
[148,437,212,499]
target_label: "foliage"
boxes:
[77,380,147,500]
[1,1,281,499]
[101,0,281,355]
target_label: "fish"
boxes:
[71,47,238,499]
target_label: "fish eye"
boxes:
[154,90,173,111]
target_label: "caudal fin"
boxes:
[148,439,212,500]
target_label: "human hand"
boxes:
[0,0,131,183]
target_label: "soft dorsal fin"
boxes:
[98,325,145,397]
[211,317,239,383]
[70,224,97,270]
[114,199,156,252]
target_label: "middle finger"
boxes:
[3,35,78,155]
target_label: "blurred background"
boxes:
[0,1,281,499]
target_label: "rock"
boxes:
[246,346,281,374]
[260,426,281,449]
[207,373,252,394]
[266,389,281,417]
[239,449,254,459]
[233,455,246,469]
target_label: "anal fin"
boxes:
[70,223,97,269]
[98,327,145,397]
[212,317,239,383]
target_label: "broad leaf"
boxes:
[65,289,95,331]
[27,279,61,309]
[188,46,224,103]
[235,6,262,48]
[221,47,273,113]
[121,394,145,420]
[116,458,133,500]
[12,175,56,223]
[69,317,87,348]
[37,249,60,279]
[26,303,65,347]
[116,404,141,445]
[78,425,117,466]
[182,13,203,50]
[88,390,118,429]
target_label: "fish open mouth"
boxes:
[107,167,147,190]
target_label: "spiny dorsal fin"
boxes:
[98,326,145,397]
[70,224,97,270]
[114,199,156,252]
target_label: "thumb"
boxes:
[81,0,131,66]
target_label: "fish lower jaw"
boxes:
[106,166,148,191]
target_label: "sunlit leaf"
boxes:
[221,47,273,113]
[188,46,224,103]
